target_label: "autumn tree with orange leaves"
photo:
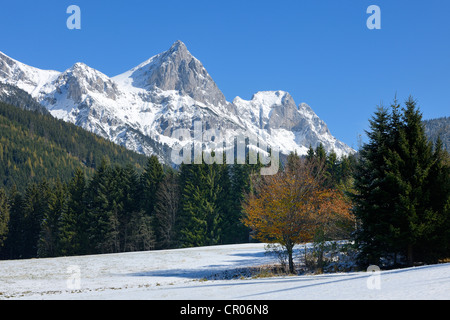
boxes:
[242,154,353,274]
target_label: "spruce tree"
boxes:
[315,143,327,164]
[141,155,164,217]
[352,105,394,265]
[153,170,181,249]
[226,152,264,244]
[204,162,222,246]
[110,164,151,252]
[38,180,66,257]
[59,169,88,256]
[178,159,222,247]
[223,163,249,244]
[154,170,180,249]
[178,163,206,247]
[385,97,434,264]
[325,151,338,187]
[306,145,315,162]
[21,181,51,258]
[353,97,450,266]
[86,158,112,254]
[215,161,235,244]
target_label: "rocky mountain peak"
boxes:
[114,41,227,106]
[51,62,119,102]
[167,40,188,55]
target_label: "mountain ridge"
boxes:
[0,41,355,164]
[423,116,450,151]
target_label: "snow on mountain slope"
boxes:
[0,51,60,97]
[0,42,355,163]
[233,91,353,157]
[0,243,449,300]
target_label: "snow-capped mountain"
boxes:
[0,51,59,97]
[0,41,354,164]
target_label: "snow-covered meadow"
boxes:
[1,243,449,300]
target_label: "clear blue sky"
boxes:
[1,0,449,148]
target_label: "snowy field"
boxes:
[1,243,449,300]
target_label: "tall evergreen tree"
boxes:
[154,170,180,249]
[306,145,315,162]
[21,181,52,258]
[110,164,148,252]
[204,162,222,246]
[85,158,112,254]
[315,143,327,164]
[385,97,435,264]
[178,160,222,247]
[38,180,66,257]
[226,152,264,244]
[352,105,395,265]
[59,169,88,256]
[353,98,450,266]
[215,161,235,244]
[141,155,164,217]
[222,163,246,244]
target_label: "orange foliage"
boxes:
[242,160,353,248]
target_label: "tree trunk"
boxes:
[286,243,295,274]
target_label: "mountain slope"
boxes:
[424,116,450,151]
[0,94,148,191]
[0,82,49,115]
[0,42,355,164]
[233,91,352,156]
[0,51,59,97]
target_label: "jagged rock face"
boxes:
[125,41,227,107]
[263,92,302,131]
[233,91,353,158]
[51,63,119,103]
[0,52,17,77]
[0,41,355,164]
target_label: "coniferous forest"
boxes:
[0,95,449,270]
[0,153,259,259]
[0,98,148,192]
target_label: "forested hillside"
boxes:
[423,116,450,151]
[0,98,148,191]
[0,82,49,115]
